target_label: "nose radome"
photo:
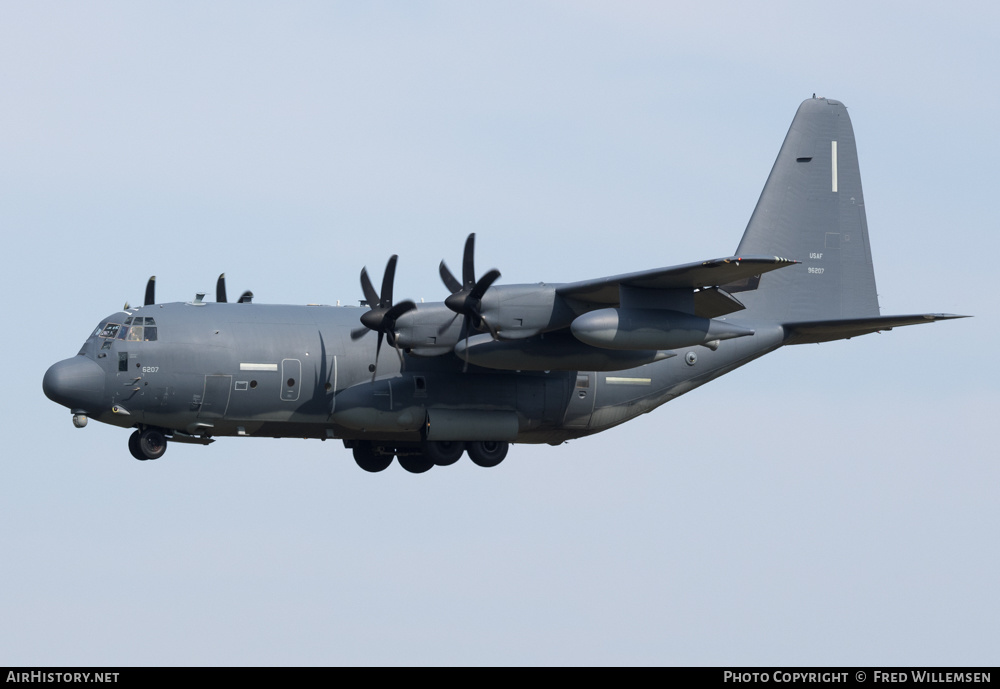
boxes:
[43,356,106,412]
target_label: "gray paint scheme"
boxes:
[42,97,965,469]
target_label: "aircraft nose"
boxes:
[43,356,106,412]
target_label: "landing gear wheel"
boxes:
[353,443,393,473]
[397,453,434,474]
[138,429,167,460]
[422,440,465,466]
[128,431,146,461]
[467,440,508,468]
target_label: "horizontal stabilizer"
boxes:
[783,314,969,345]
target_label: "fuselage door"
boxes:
[199,375,232,418]
[114,348,142,406]
[113,324,141,405]
[111,316,161,407]
[281,358,301,402]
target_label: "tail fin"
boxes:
[734,97,880,323]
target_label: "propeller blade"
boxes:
[144,276,156,306]
[476,314,500,341]
[384,300,416,323]
[391,337,406,370]
[380,255,399,307]
[371,331,385,381]
[462,233,476,287]
[216,274,227,303]
[351,326,370,340]
[461,317,472,373]
[359,267,379,307]
[437,312,460,335]
[470,269,501,301]
[439,261,462,294]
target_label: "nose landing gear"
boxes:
[128,428,167,461]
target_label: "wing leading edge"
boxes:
[556,255,798,308]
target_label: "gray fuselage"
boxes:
[49,299,783,447]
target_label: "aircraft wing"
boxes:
[555,255,798,316]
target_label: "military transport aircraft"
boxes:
[43,97,964,473]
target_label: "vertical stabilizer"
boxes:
[734,97,880,322]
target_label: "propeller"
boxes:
[217,274,253,303]
[351,255,416,381]
[129,274,252,310]
[439,233,501,370]
[126,275,157,309]
[144,276,156,306]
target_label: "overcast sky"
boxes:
[2,1,997,666]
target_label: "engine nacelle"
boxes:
[570,308,754,350]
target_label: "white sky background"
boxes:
[2,1,997,666]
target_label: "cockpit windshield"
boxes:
[97,323,120,338]
[96,317,158,342]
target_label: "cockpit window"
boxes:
[96,318,157,341]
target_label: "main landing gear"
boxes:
[128,428,167,461]
[350,440,510,474]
